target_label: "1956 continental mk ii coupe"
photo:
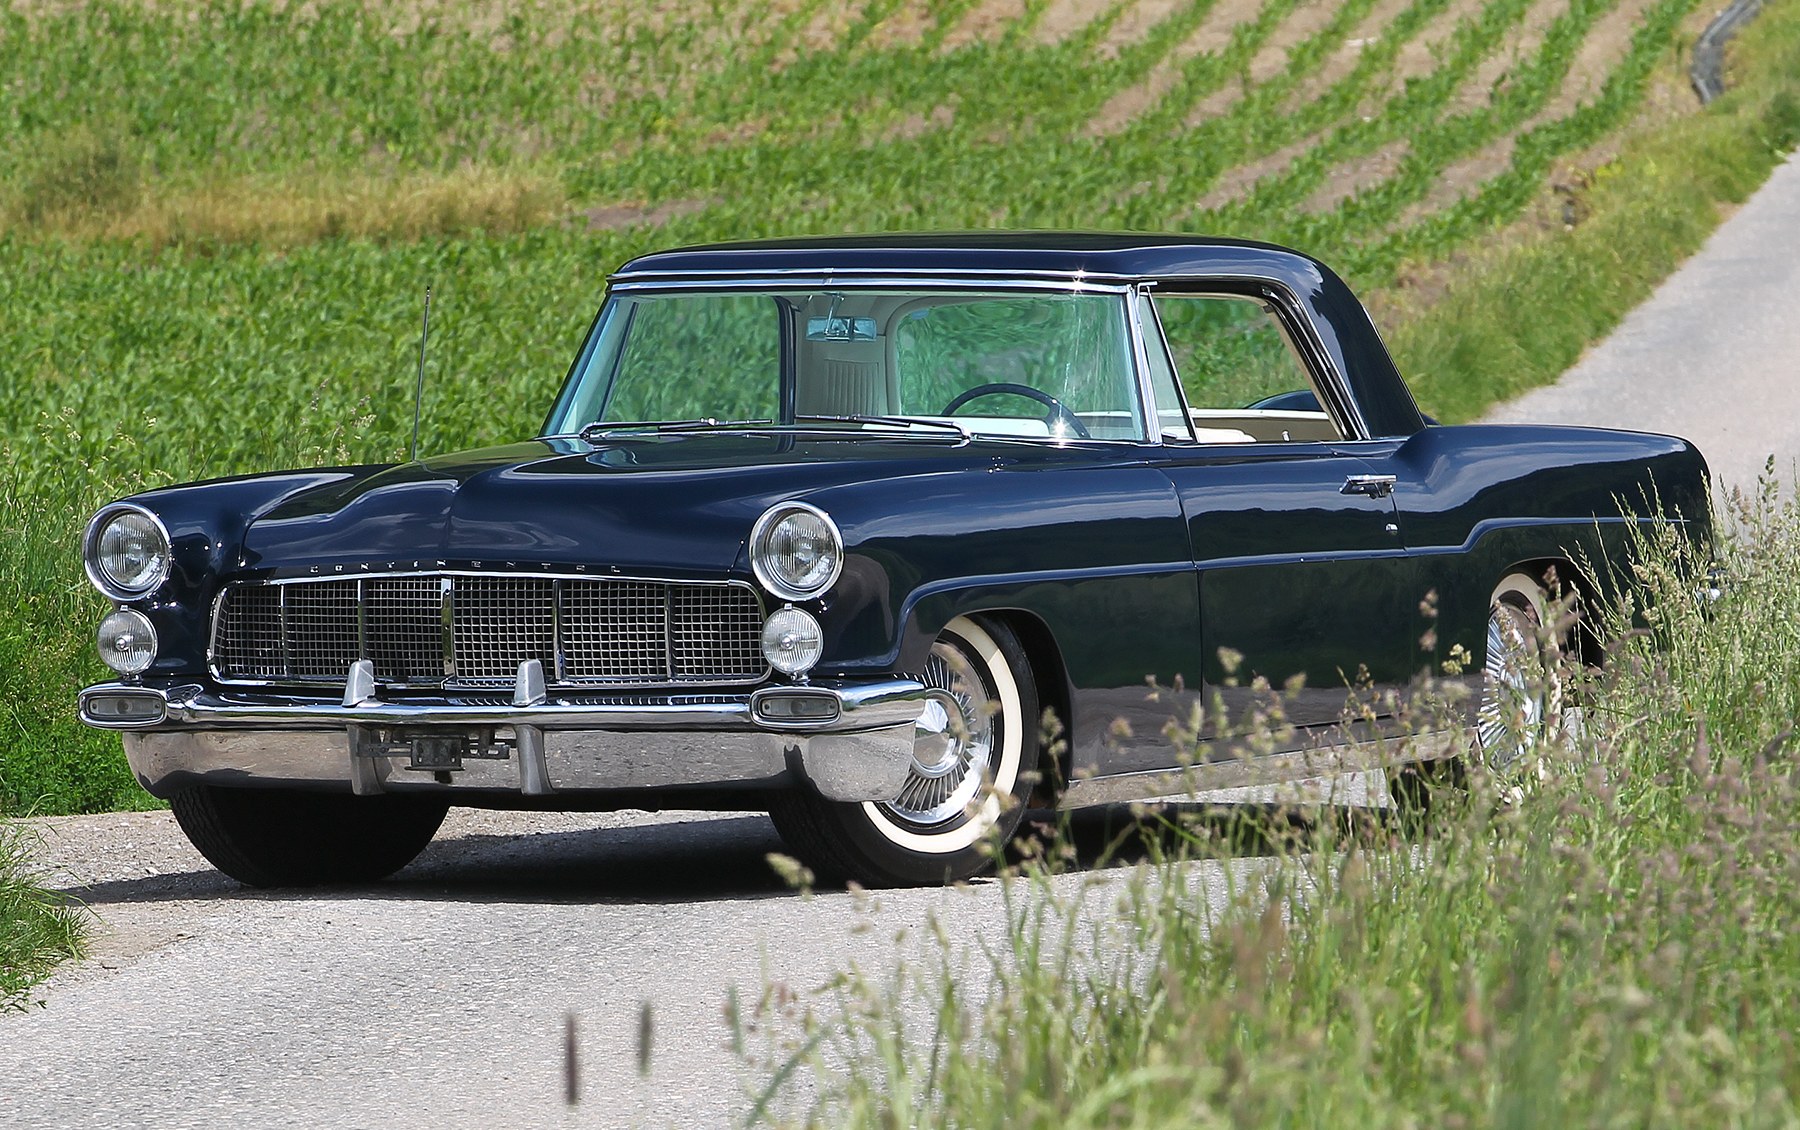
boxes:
[77,233,1710,887]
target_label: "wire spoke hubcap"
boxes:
[1477,602,1545,767]
[883,642,995,826]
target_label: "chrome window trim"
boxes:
[590,269,1367,442]
[206,571,769,691]
[1145,280,1370,442]
[608,270,1142,290]
[1125,284,1181,446]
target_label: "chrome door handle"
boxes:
[1341,474,1397,498]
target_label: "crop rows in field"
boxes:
[1,0,1703,266]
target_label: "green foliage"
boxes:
[1396,5,1800,421]
[0,821,85,1009]
[0,235,602,812]
[14,128,141,226]
[605,294,783,422]
[753,478,1800,1126]
[1154,295,1309,409]
[892,296,1137,419]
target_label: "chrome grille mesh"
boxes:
[285,581,359,678]
[562,581,667,681]
[453,577,556,685]
[212,574,768,689]
[367,578,443,684]
[671,586,765,680]
[217,584,284,679]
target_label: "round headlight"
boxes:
[84,504,171,599]
[97,608,158,676]
[761,605,823,677]
[749,502,843,601]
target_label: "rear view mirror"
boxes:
[806,316,877,342]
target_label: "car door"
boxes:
[1135,289,1422,771]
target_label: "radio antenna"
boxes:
[409,284,432,463]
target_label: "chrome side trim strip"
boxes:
[1056,730,1465,809]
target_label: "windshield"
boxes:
[544,287,1146,441]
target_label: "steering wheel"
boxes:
[940,382,1091,439]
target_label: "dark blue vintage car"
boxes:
[77,233,1710,887]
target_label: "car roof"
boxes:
[611,231,1332,286]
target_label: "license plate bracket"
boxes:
[408,735,469,771]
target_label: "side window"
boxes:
[1151,294,1343,443]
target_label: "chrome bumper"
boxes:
[79,666,928,803]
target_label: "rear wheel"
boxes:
[170,785,448,888]
[1390,571,1567,822]
[1475,573,1563,770]
[768,615,1038,887]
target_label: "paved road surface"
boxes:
[9,156,1796,1130]
[1484,153,1800,494]
[4,797,1342,1128]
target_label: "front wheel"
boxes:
[170,786,448,888]
[768,615,1039,887]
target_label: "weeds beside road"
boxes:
[0,822,85,1010]
[3,0,1800,1057]
[763,477,1800,1126]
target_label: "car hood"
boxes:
[237,434,1029,576]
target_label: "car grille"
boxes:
[211,573,769,689]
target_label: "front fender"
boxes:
[97,468,375,678]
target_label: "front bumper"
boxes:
[79,669,929,803]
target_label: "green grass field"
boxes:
[0,0,1795,815]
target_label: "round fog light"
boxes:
[761,606,823,677]
[97,609,157,676]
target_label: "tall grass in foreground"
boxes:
[756,477,1800,1126]
[0,822,85,1010]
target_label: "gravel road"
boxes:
[9,154,1794,1130]
[4,788,1359,1128]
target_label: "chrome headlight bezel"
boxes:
[749,501,844,602]
[83,503,172,601]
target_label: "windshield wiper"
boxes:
[794,414,969,438]
[578,418,774,443]
[580,415,969,444]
